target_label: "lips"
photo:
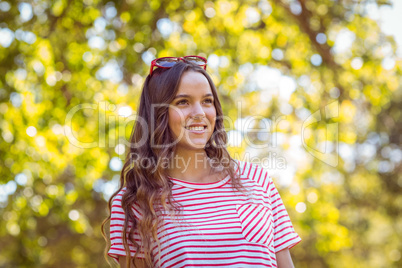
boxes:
[184,124,207,131]
[184,123,208,132]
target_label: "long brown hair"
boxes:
[101,62,244,267]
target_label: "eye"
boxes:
[204,98,214,104]
[176,99,188,105]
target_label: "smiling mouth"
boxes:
[184,126,207,131]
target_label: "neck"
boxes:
[167,148,215,183]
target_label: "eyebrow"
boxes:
[174,93,213,99]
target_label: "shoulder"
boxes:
[110,188,127,219]
[236,160,272,191]
[110,187,143,219]
[111,187,127,207]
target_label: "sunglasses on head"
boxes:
[149,55,207,76]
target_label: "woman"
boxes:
[102,56,301,268]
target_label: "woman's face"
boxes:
[168,71,217,152]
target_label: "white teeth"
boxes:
[186,126,205,131]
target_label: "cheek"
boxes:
[206,108,217,128]
[168,109,184,130]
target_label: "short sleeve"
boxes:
[108,190,145,263]
[268,177,301,252]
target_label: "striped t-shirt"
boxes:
[108,161,301,267]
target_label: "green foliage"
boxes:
[0,0,401,267]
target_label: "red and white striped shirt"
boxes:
[108,161,301,267]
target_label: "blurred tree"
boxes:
[0,0,401,267]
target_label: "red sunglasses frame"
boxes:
[149,55,207,75]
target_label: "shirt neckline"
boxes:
[169,174,231,189]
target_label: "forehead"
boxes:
[176,71,212,95]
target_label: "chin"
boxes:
[178,141,208,151]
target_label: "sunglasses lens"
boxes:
[184,56,207,66]
[152,57,207,75]
[156,58,179,67]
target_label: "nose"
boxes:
[190,102,206,119]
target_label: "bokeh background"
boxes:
[1,0,401,267]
